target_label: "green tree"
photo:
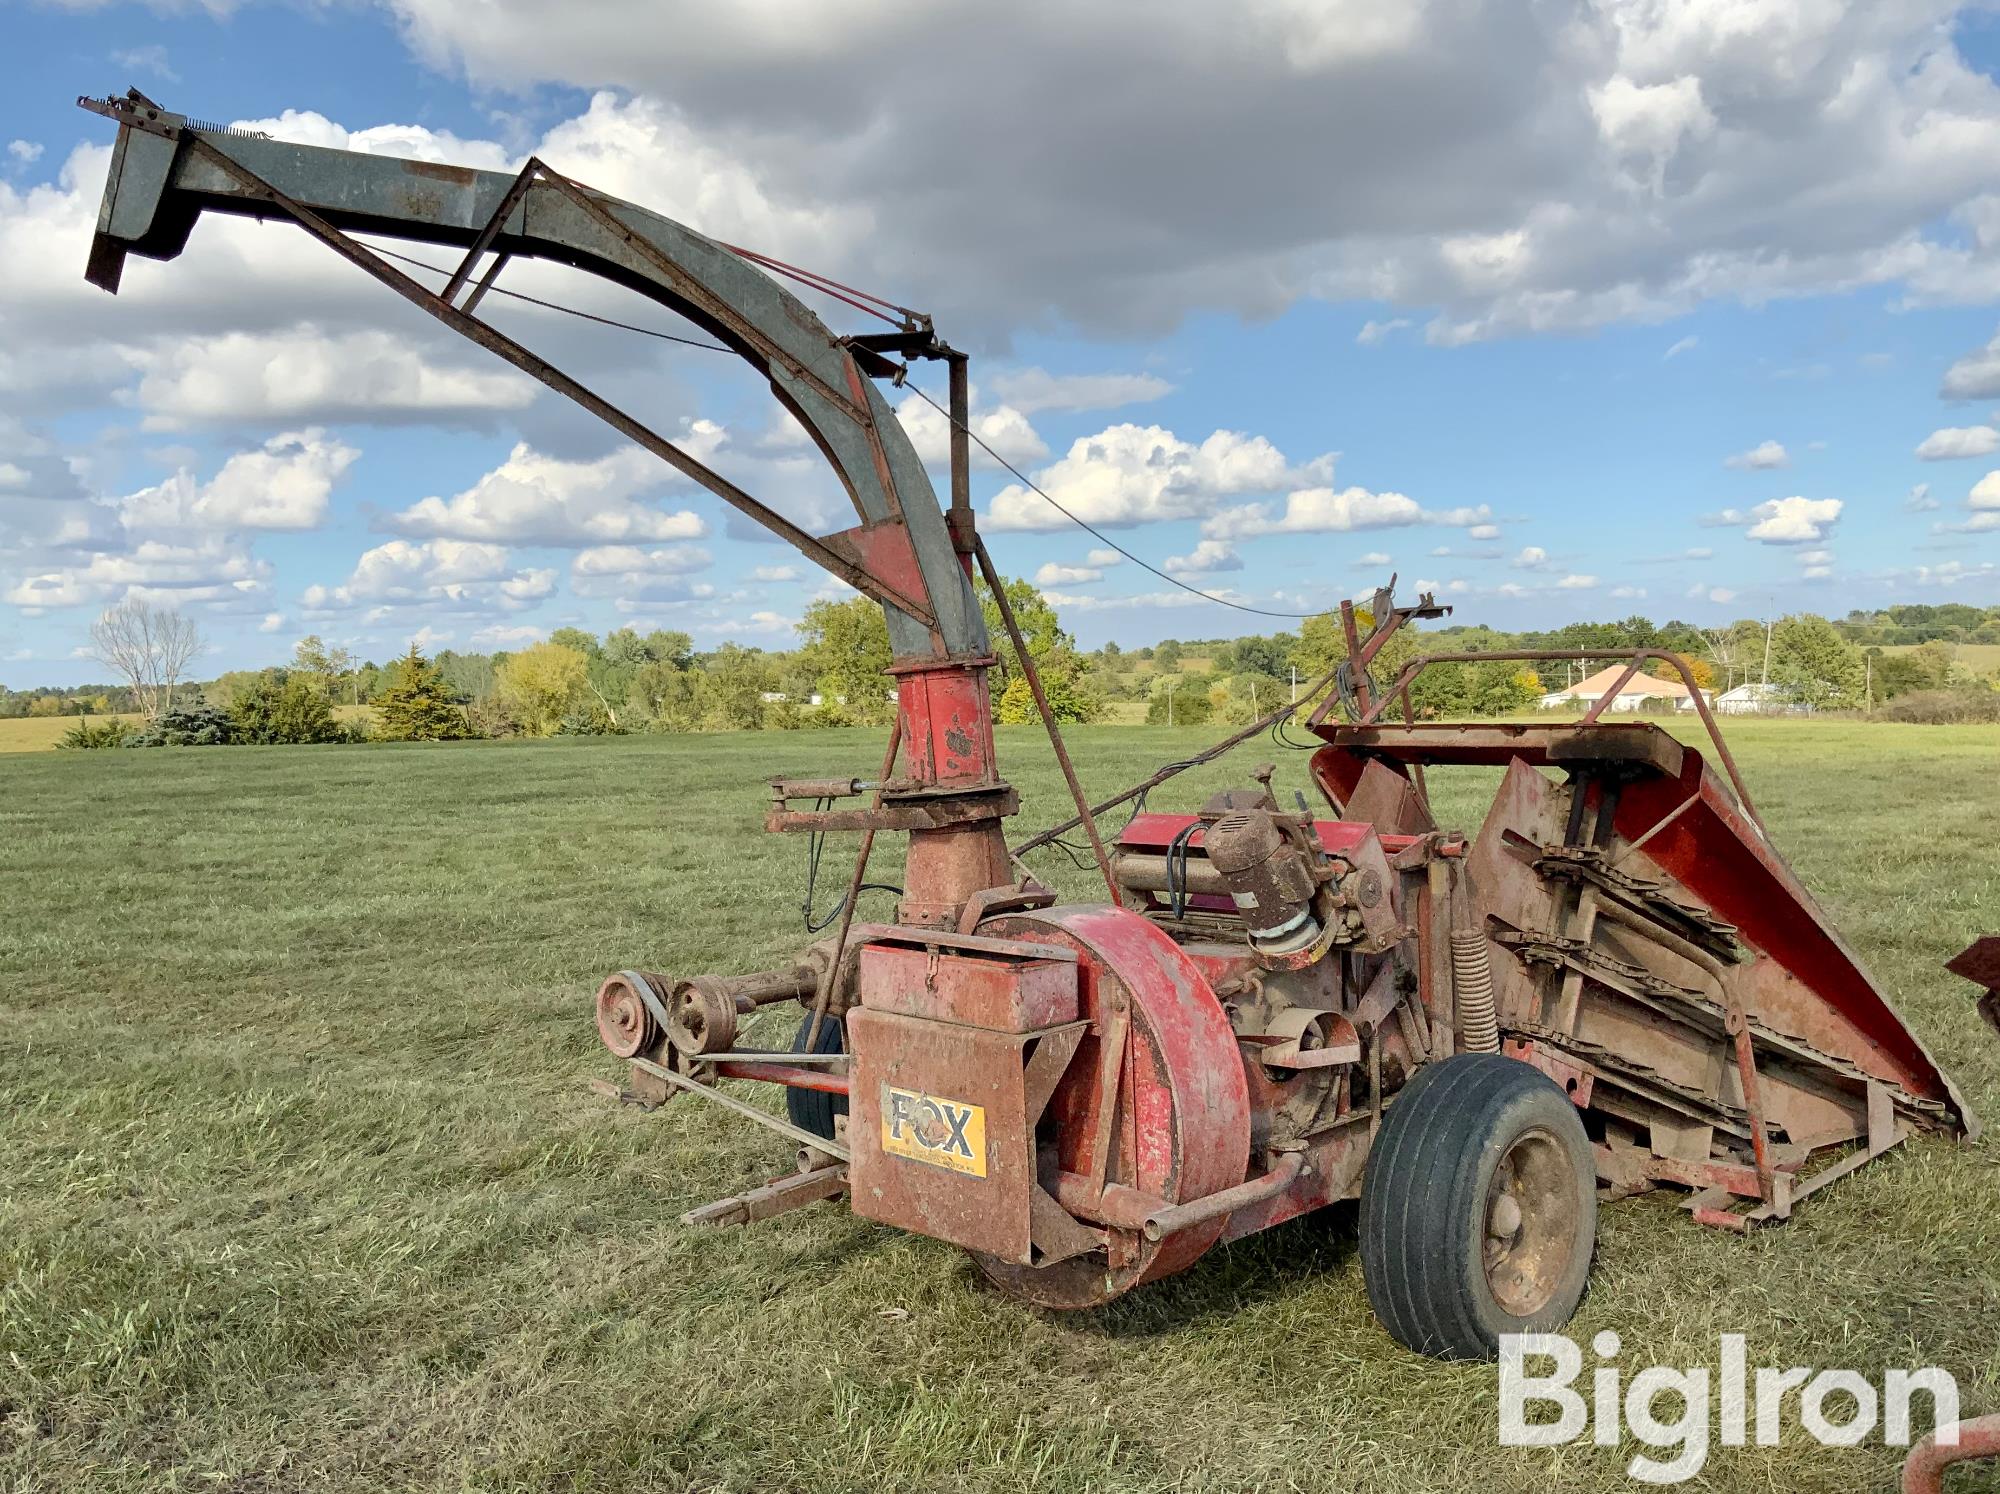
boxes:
[993,667,1097,725]
[1909,640,1956,689]
[795,597,895,723]
[995,675,1036,725]
[548,627,603,659]
[601,627,650,668]
[1146,674,1212,725]
[432,649,496,704]
[643,629,695,669]
[1770,614,1865,709]
[1289,613,1346,680]
[292,633,358,707]
[1234,633,1295,678]
[1153,639,1183,672]
[628,658,703,731]
[373,645,475,741]
[231,672,345,744]
[972,572,1099,722]
[700,645,771,730]
[1215,670,1284,725]
[496,642,590,735]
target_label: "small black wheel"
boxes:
[786,1012,846,1142]
[1360,1052,1596,1360]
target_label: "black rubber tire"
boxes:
[785,1012,847,1141]
[1359,1052,1596,1361]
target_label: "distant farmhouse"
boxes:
[1538,665,1697,713]
[1714,682,1812,715]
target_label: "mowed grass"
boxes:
[3,720,1998,1492]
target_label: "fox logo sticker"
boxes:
[881,1085,988,1177]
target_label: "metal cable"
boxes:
[368,244,736,353]
[373,236,1340,625]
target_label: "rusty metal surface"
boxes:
[1947,934,2000,991]
[887,656,1002,788]
[1332,647,1761,827]
[594,970,664,1059]
[1316,721,1687,776]
[1141,1151,1307,1241]
[766,786,1019,834]
[710,1060,851,1095]
[1007,658,1347,859]
[77,92,986,660]
[848,1008,1080,1264]
[857,938,1079,1032]
[683,1163,848,1227]
[1466,756,1966,1134]
[629,1053,851,1162]
[972,907,1251,1306]
[1902,1414,2000,1493]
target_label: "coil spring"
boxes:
[1451,929,1500,1054]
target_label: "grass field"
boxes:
[0,706,372,753]
[0,715,144,752]
[1880,641,2000,677]
[4,720,1999,1491]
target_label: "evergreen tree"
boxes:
[231,673,346,744]
[373,645,476,741]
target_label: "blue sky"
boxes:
[6,0,2000,677]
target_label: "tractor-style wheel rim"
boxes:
[1482,1127,1577,1317]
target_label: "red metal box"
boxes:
[856,928,1078,1032]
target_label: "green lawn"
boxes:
[3,721,1998,1491]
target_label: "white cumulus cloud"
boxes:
[892,394,1047,471]
[303,539,554,615]
[387,440,710,547]
[1204,487,1488,539]
[987,369,1174,414]
[1743,496,1842,544]
[1915,425,1999,461]
[1723,439,1789,470]
[985,424,1323,532]
[1162,539,1240,576]
[1033,562,1103,586]
[129,326,537,431]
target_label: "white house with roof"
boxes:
[1538,664,1699,713]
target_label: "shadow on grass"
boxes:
[963,1201,1366,1342]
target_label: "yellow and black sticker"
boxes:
[880,1085,988,1177]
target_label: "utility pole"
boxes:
[1166,677,1177,727]
[1864,652,1872,713]
[1290,665,1298,704]
[1762,618,1774,687]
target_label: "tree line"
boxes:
[19,589,2000,746]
